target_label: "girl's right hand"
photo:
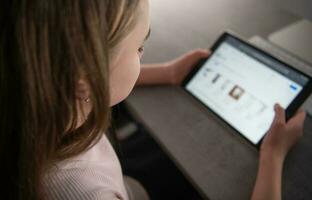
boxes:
[260,104,306,162]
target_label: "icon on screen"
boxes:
[290,85,298,91]
[229,85,245,101]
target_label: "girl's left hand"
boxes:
[164,49,210,85]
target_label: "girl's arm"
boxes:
[136,49,210,86]
[251,152,284,200]
[251,104,306,200]
[136,63,169,86]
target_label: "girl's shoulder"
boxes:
[44,134,129,200]
[44,163,126,200]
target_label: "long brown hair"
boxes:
[0,0,140,199]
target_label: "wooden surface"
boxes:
[125,0,312,199]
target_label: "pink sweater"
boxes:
[44,134,129,200]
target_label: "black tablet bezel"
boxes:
[182,32,312,148]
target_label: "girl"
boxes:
[0,0,306,199]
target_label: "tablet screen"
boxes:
[185,36,309,145]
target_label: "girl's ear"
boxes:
[75,79,91,102]
[74,78,92,129]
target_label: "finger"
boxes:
[273,104,286,125]
[176,49,210,71]
[188,49,211,59]
[180,49,210,62]
[296,107,304,114]
[288,109,306,127]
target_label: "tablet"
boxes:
[183,32,312,147]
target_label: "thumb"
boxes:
[272,104,286,125]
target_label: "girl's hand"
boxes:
[164,49,210,85]
[137,49,210,86]
[261,104,306,162]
